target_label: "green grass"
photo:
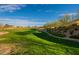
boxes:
[0,29,79,55]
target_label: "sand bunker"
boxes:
[0,44,15,55]
[0,32,9,35]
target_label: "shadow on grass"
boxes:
[33,32,79,48]
[15,31,32,35]
[15,29,37,35]
[15,32,28,35]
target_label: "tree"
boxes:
[44,14,71,29]
[58,14,71,27]
[76,9,79,19]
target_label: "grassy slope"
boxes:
[0,29,79,55]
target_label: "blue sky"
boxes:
[0,4,79,26]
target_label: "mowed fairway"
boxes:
[0,29,79,55]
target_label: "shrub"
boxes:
[47,30,66,37]
[70,35,79,39]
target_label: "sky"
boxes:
[0,4,79,26]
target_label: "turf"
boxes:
[0,29,79,55]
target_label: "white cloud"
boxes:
[59,13,77,16]
[45,10,53,12]
[0,4,26,12]
[37,9,54,13]
[0,18,45,26]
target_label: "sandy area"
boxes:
[0,44,15,55]
[0,32,9,35]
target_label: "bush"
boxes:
[52,32,66,37]
[70,35,79,39]
[47,30,66,37]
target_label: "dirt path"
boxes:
[0,32,9,35]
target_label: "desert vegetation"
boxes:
[0,13,79,55]
[0,5,79,55]
[44,10,79,39]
